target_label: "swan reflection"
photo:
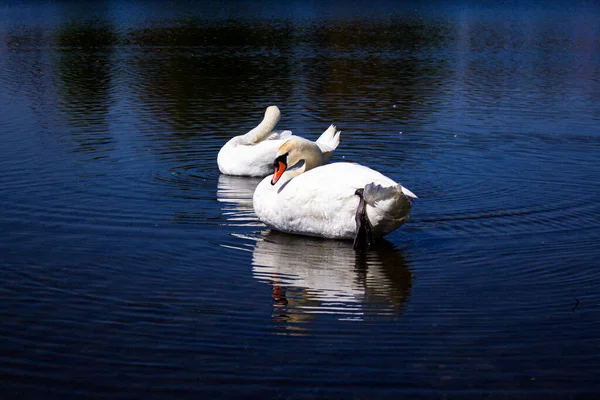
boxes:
[217,174,262,227]
[252,231,413,334]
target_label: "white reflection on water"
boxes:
[217,174,263,227]
[252,231,413,334]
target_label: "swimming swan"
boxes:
[217,105,341,177]
[252,137,417,248]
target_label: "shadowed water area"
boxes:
[1,1,599,398]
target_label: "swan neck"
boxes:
[273,139,325,186]
[256,108,280,135]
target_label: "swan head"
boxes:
[271,138,325,185]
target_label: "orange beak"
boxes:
[271,160,287,185]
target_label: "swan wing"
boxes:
[364,182,418,206]
[258,170,360,239]
[315,124,342,162]
[266,130,293,141]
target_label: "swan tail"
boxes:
[241,106,281,145]
[316,124,342,161]
[363,182,418,206]
[401,186,418,199]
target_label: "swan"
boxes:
[217,105,341,177]
[252,137,417,248]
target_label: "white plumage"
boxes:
[217,105,341,177]
[253,138,416,241]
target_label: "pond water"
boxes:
[1,1,599,398]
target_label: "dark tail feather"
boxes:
[353,188,374,250]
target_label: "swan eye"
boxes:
[273,153,288,168]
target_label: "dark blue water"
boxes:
[1,1,599,398]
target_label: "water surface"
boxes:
[1,1,600,398]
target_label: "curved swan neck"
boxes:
[302,149,325,172]
[243,106,281,144]
[254,106,280,136]
[279,161,307,183]
[275,138,325,185]
[286,139,325,170]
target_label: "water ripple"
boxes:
[2,2,600,397]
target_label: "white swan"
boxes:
[217,105,341,177]
[252,137,417,248]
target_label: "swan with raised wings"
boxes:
[217,105,341,177]
[252,137,417,248]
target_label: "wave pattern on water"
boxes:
[2,1,600,398]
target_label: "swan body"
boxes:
[217,106,341,177]
[253,138,417,245]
